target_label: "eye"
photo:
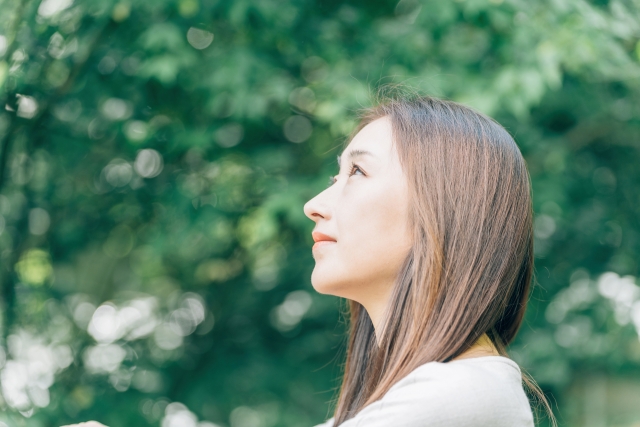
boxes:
[326,162,365,188]
[348,162,365,177]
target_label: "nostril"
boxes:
[304,196,331,221]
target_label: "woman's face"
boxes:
[303,117,413,320]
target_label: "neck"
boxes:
[367,295,500,359]
[451,333,500,361]
[361,286,394,344]
[370,308,385,344]
[373,314,500,361]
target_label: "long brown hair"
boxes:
[330,92,556,427]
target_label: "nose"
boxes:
[303,188,332,223]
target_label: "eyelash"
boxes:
[327,161,364,187]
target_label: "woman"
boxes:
[64,95,555,427]
[303,95,556,427]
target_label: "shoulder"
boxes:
[399,355,525,396]
[344,356,534,427]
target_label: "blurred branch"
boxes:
[0,114,23,192]
[0,0,34,106]
[0,7,117,341]
[1,1,118,188]
[0,0,34,190]
[0,0,33,344]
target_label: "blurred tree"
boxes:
[0,0,639,426]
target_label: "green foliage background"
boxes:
[0,0,639,426]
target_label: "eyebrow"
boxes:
[336,149,375,170]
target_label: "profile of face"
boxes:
[303,117,413,319]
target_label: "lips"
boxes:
[312,231,337,243]
[312,231,337,251]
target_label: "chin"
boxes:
[310,268,342,296]
[310,283,334,295]
[310,273,334,295]
[310,268,356,299]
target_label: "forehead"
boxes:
[341,117,393,160]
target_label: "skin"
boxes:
[304,116,498,359]
[303,116,413,334]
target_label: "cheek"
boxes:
[349,216,410,275]
[314,183,410,289]
[335,184,411,273]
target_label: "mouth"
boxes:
[311,231,337,249]
[312,241,336,251]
